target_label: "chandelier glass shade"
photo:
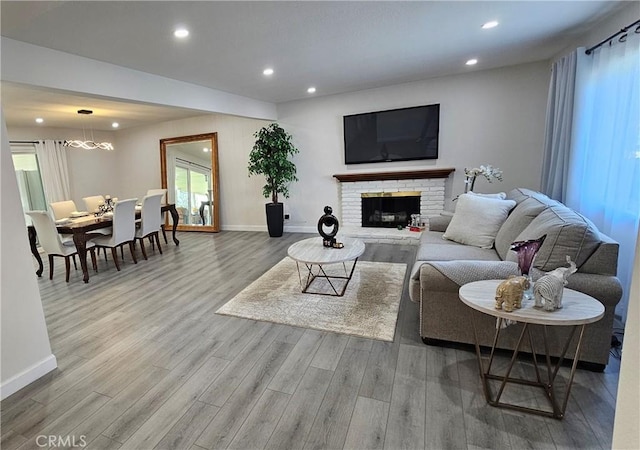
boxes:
[63,109,114,151]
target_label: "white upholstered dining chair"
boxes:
[49,200,77,220]
[82,195,112,236]
[91,198,138,271]
[26,211,97,282]
[83,195,105,213]
[146,188,168,242]
[135,193,164,260]
[146,188,167,204]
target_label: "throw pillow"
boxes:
[506,204,602,271]
[468,191,507,199]
[443,194,516,248]
[494,196,550,260]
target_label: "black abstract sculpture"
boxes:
[317,206,343,248]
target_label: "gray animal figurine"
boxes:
[495,276,530,312]
[533,256,578,311]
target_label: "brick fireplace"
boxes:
[333,169,454,240]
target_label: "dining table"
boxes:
[29,203,180,283]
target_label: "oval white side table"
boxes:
[459,279,604,420]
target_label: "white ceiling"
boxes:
[1,82,208,131]
[0,1,627,130]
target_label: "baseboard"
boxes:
[221,224,267,232]
[220,224,316,234]
[283,225,316,233]
[0,354,57,400]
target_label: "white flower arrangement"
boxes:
[464,165,503,181]
[463,164,503,193]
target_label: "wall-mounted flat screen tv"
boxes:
[343,104,440,164]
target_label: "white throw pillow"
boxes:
[443,194,516,248]
[468,191,507,199]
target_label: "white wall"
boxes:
[277,61,550,228]
[7,115,275,229]
[1,37,277,121]
[1,110,57,399]
[7,126,119,208]
[114,114,272,230]
[9,61,549,231]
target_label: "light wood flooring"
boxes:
[2,231,620,449]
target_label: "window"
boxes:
[11,143,46,226]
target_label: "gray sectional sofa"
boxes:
[409,188,622,370]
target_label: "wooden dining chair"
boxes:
[91,198,138,271]
[135,193,164,260]
[49,200,77,220]
[26,211,98,282]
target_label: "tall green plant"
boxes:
[248,123,299,204]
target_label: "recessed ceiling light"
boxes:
[35,117,44,124]
[111,122,119,128]
[263,68,274,76]
[482,21,499,29]
[203,147,209,152]
[466,59,478,66]
[174,28,189,38]
[307,87,316,94]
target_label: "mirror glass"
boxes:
[160,132,220,232]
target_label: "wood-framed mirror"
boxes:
[160,132,220,232]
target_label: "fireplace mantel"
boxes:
[333,168,455,183]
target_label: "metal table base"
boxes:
[472,317,586,420]
[295,258,359,296]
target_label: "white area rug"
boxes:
[216,257,407,341]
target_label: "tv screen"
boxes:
[343,104,440,164]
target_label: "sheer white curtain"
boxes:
[34,140,71,203]
[567,34,640,323]
[540,50,577,202]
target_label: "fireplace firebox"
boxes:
[361,192,420,228]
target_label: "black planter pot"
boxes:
[265,203,284,237]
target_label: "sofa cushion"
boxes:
[417,242,501,262]
[506,204,602,271]
[506,188,534,204]
[494,197,550,260]
[427,215,452,232]
[469,191,507,199]
[443,194,516,249]
[507,187,560,204]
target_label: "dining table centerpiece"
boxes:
[95,195,116,216]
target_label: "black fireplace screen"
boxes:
[361,195,420,228]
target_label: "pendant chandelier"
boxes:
[64,109,114,151]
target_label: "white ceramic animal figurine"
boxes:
[533,256,578,311]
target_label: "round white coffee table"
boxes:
[459,279,604,419]
[287,236,365,296]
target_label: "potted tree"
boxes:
[248,123,299,237]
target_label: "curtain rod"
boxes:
[585,18,640,55]
[9,140,65,144]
